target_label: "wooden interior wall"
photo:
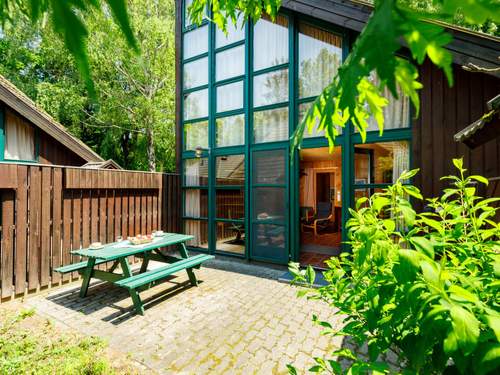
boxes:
[413,59,500,200]
[0,164,181,301]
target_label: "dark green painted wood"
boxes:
[79,258,96,298]
[54,258,108,274]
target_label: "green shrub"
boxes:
[290,158,500,374]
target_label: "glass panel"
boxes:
[252,224,286,259]
[253,107,288,143]
[216,114,245,147]
[183,57,208,89]
[253,187,286,220]
[216,14,245,47]
[253,15,289,71]
[216,221,245,254]
[216,155,245,185]
[253,69,288,107]
[354,141,410,184]
[217,81,243,113]
[253,149,286,184]
[184,0,207,28]
[184,89,208,120]
[184,220,209,249]
[359,74,410,132]
[216,45,245,81]
[184,121,208,150]
[216,188,245,219]
[183,25,208,59]
[184,158,209,186]
[298,23,342,99]
[184,189,208,217]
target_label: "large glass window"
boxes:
[216,45,245,81]
[216,114,245,147]
[184,220,209,249]
[354,141,410,184]
[253,15,289,71]
[184,158,209,186]
[215,221,245,254]
[253,69,289,107]
[184,89,208,120]
[183,57,208,89]
[253,107,289,143]
[184,189,209,217]
[253,149,286,185]
[217,81,244,113]
[298,23,342,99]
[184,0,207,28]
[183,25,208,59]
[216,14,245,47]
[216,155,245,185]
[184,121,208,150]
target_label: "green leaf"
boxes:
[286,364,298,375]
[476,343,500,375]
[453,158,464,172]
[448,285,478,304]
[398,199,416,226]
[410,237,434,259]
[105,0,138,52]
[305,265,316,285]
[393,249,420,283]
[486,314,500,342]
[444,306,480,355]
[469,175,489,186]
[373,196,391,213]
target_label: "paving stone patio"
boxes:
[25,256,346,374]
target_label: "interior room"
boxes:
[299,146,343,269]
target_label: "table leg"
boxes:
[139,252,150,273]
[178,243,198,287]
[79,258,96,298]
[119,257,144,315]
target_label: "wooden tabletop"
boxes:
[72,233,194,261]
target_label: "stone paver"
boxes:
[25,256,344,374]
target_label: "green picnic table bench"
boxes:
[54,233,214,315]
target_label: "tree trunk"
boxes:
[146,126,156,172]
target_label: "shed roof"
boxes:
[0,74,104,163]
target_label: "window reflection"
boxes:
[253,107,289,143]
[253,15,289,71]
[217,81,244,113]
[216,155,245,185]
[184,89,208,120]
[184,121,208,150]
[298,23,342,99]
[216,45,245,81]
[253,150,286,184]
[183,57,208,89]
[253,69,289,107]
[216,114,245,147]
[183,25,208,59]
[184,158,209,186]
[354,141,410,184]
[216,14,245,47]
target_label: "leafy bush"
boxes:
[290,159,500,374]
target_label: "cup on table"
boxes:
[116,235,123,242]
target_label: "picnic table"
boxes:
[54,233,214,315]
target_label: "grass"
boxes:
[0,307,138,375]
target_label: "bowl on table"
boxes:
[89,242,104,250]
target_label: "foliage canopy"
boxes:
[290,160,500,373]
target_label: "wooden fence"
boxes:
[0,163,180,301]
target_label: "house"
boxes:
[0,74,104,166]
[175,0,500,267]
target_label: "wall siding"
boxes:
[413,59,500,199]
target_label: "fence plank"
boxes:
[40,167,51,287]
[1,190,15,298]
[15,166,28,294]
[62,190,72,282]
[1,164,180,301]
[28,167,41,290]
[51,168,63,284]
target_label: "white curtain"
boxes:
[4,110,35,161]
[392,142,410,183]
[365,75,411,132]
[184,160,202,246]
